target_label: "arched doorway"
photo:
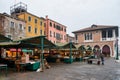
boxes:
[94,45,100,49]
[93,45,100,56]
[102,45,110,57]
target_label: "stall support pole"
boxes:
[70,42,72,64]
[16,48,19,60]
[41,37,44,71]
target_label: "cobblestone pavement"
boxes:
[0,58,120,80]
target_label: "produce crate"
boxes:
[64,58,73,63]
[76,57,83,62]
[27,61,40,71]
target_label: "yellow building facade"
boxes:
[17,12,45,38]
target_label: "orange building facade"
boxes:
[14,12,45,38]
[10,2,45,38]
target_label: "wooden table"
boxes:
[16,62,29,72]
[83,57,89,62]
[0,64,7,76]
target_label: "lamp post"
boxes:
[116,38,119,60]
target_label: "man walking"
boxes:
[100,53,104,65]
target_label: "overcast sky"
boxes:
[0,0,120,38]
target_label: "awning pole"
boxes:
[41,37,44,71]
[70,42,72,63]
[16,48,19,60]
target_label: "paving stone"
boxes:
[0,58,120,80]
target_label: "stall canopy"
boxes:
[15,36,56,48]
[86,45,92,51]
[0,41,37,48]
[62,42,76,49]
[0,34,12,42]
[78,45,86,51]
[0,36,56,48]
[56,42,76,49]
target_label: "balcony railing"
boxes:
[101,38,116,41]
[84,40,93,42]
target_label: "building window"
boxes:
[61,27,63,31]
[19,24,22,30]
[50,22,52,27]
[61,35,63,40]
[28,26,31,32]
[54,32,55,38]
[35,28,37,34]
[28,16,31,22]
[75,34,78,40]
[44,23,46,27]
[115,29,119,37]
[87,33,89,40]
[102,30,106,38]
[19,37,22,39]
[89,33,92,40]
[40,30,42,35]
[35,19,37,24]
[108,30,113,38]
[102,29,113,38]
[64,35,66,40]
[84,34,87,40]
[56,25,61,30]
[64,28,66,32]
[50,31,52,37]
[54,24,56,28]
[40,21,42,26]
[56,33,61,40]
[10,21,14,27]
[84,33,92,40]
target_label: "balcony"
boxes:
[101,37,116,41]
[84,40,93,42]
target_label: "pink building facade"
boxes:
[45,16,67,43]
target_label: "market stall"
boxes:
[0,36,56,72]
[56,42,77,63]
[77,45,86,62]
[0,34,11,76]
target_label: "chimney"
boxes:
[46,15,48,19]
